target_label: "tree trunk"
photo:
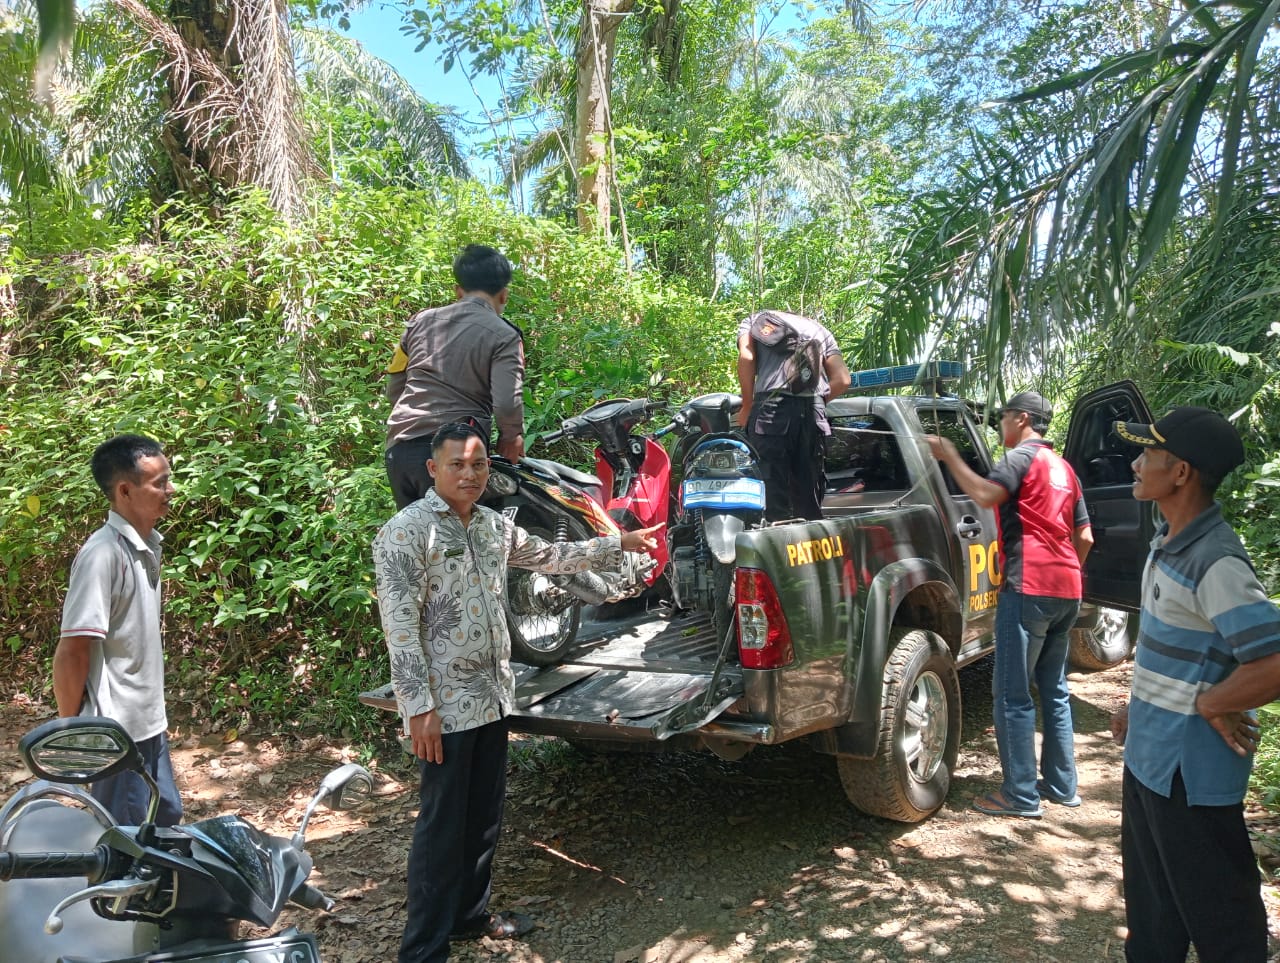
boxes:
[575,0,633,236]
[639,0,683,87]
[114,0,310,224]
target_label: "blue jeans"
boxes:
[993,590,1080,810]
[90,731,183,827]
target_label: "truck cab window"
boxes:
[826,414,909,493]
[917,406,989,496]
[1069,401,1141,486]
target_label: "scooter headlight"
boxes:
[687,439,755,476]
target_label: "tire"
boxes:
[506,524,582,667]
[837,628,961,823]
[1069,606,1135,671]
[711,559,736,648]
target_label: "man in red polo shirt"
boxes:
[927,390,1094,818]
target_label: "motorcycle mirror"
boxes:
[319,763,374,812]
[292,763,374,846]
[18,716,144,785]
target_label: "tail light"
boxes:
[735,567,794,669]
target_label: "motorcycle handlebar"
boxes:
[292,881,334,912]
[541,399,672,448]
[0,846,110,882]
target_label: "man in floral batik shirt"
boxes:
[373,422,660,963]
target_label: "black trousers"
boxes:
[748,394,826,522]
[399,719,510,963]
[385,437,436,511]
[1122,766,1266,963]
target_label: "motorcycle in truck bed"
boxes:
[360,365,1156,823]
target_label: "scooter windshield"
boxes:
[182,815,282,913]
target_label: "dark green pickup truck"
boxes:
[361,369,1157,823]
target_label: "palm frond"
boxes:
[236,0,313,224]
[294,24,470,180]
[874,2,1280,380]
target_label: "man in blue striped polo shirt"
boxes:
[1110,406,1280,963]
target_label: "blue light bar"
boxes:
[848,361,964,393]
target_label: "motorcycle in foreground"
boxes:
[0,715,372,963]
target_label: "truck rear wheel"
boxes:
[1069,607,1135,671]
[837,628,961,823]
[507,523,582,667]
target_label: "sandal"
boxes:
[451,910,534,941]
[972,791,1042,819]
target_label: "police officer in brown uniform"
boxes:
[385,245,525,510]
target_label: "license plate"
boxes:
[681,476,766,510]
[140,933,320,963]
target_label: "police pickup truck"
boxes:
[361,366,1156,823]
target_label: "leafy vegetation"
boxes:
[8,0,1280,807]
[0,185,729,732]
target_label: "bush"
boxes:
[0,184,735,735]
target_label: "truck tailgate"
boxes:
[359,608,744,742]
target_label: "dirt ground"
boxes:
[4,660,1280,962]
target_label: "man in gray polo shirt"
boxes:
[384,245,525,510]
[54,434,182,826]
[1110,407,1280,962]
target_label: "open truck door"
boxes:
[1063,380,1158,612]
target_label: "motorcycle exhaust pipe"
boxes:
[559,552,654,605]
[561,570,610,605]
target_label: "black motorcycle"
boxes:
[0,716,371,963]
[483,432,658,666]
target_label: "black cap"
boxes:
[1114,406,1244,479]
[997,390,1053,425]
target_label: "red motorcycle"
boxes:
[542,397,673,570]
[483,398,670,666]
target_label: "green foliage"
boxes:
[1252,702,1280,810]
[0,183,727,733]
[873,0,1280,378]
[3,2,172,225]
[294,23,471,187]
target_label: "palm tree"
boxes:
[294,25,470,184]
[2,1,166,214]
[20,0,312,221]
[871,0,1280,392]
[18,1,472,221]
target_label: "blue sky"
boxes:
[337,2,504,170]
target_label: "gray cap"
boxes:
[997,390,1053,425]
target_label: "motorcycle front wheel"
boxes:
[507,524,583,666]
